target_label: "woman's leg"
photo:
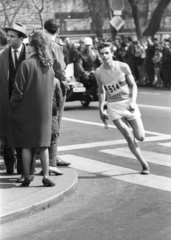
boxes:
[30,148,37,178]
[40,147,55,186]
[114,118,149,172]
[39,147,49,178]
[22,148,32,178]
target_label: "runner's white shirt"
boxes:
[95,61,130,102]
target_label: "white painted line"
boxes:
[101,148,171,168]
[58,135,171,152]
[113,173,171,192]
[63,117,171,137]
[63,117,116,128]
[144,131,169,136]
[138,104,171,111]
[158,142,171,147]
[58,139,126,151]
[139,92,160,95]
[60,154,171,192]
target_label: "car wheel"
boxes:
[81,100,90,107]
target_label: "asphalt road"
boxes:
[1,87,171,240]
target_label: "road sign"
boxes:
[113,10,122,15]
[110,16,125,31]
[110,0,124,11]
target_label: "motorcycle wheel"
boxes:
[81,100,90,107]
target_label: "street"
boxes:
[1,87,171,240]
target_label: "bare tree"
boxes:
[31,0,45,28]
[144,0,171,36]
[83,0,105,38]
[128,0,143,38]
[0,0,26,27]
[127,0,171,37]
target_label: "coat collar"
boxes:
[1,43,29,79]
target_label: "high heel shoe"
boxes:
[21,178,31,187]
[39,169,63,176]
[30,174,35,181]
[42,177,55,187]
[17,174,34,183]
[49,167,63,176]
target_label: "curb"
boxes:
[0,169,78,224]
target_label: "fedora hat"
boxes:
[4,22,27,38]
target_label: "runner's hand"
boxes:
[128,101,136,112]
[100,111,109,122]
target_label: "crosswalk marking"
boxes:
[58,135,171,152]
[63,117,117,128]
[63,117,171,137]
[139,92,160,95]
[62,117,171,141]
[60,154,171,192]
[158,142,171,147]
[101,148,171,168]
[138,104,171,111]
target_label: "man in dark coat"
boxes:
[44,18,70,166]
[161,39,171,89]
[75,37,102,101]
[0,22,28,174]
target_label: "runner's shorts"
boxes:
[107,98,141,121]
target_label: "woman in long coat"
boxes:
[9,30,55,187]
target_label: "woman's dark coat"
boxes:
[9,55,54,148]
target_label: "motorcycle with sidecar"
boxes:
[65,64,99,106]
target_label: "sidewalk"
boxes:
[0,158,78,224]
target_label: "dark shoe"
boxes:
[30,174,35,181]
[3,146,15,174]
[21,178,31,187]
[16,174,34,183]
[56,157,71,166]
[16,174,25,183]
[42,177,55,187]
[39,169,63,175]
[6,169,14,175]
[141,165,150,175]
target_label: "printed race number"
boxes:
[105,82,121,96]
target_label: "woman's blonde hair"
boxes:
[29,30,53,72]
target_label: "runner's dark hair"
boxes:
[98,42,114,53]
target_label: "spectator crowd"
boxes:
[62,34,171,90]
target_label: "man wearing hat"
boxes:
[0,22,28,175]
[75,37,102,101]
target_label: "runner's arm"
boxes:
[120,62,138,111]
[95,71,106,122]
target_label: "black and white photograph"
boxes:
[0,0,171,239]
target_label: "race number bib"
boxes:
[105,82,121,96]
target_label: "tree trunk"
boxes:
[143,0,171,36]
[128,0,143,38]
[84,0,104,38]
[92,12,103,38]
